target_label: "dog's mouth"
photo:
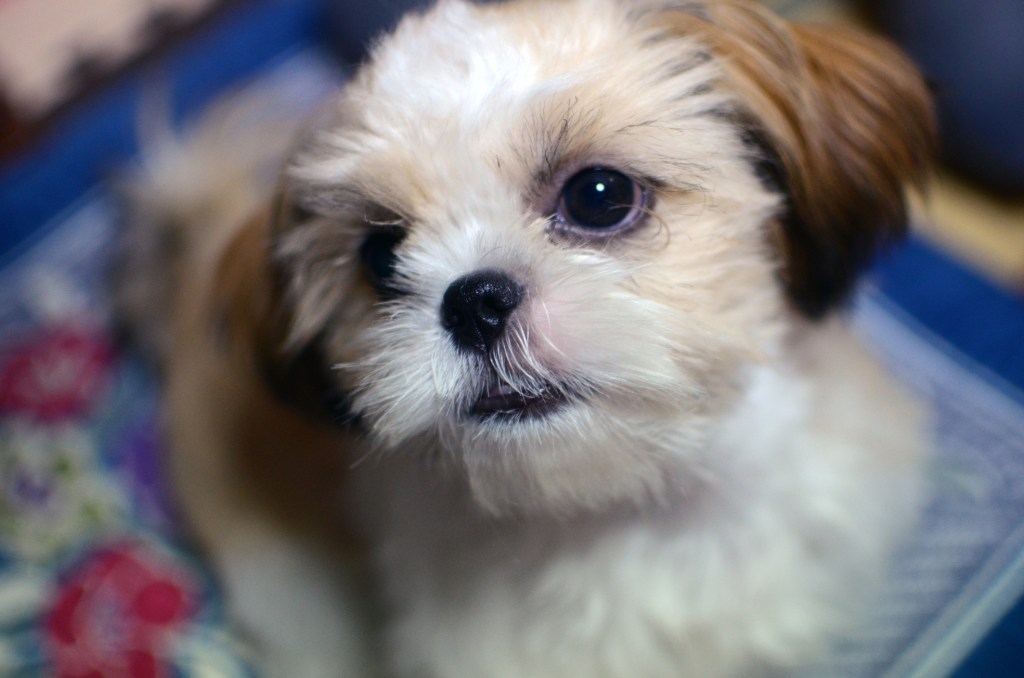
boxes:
[470,381,575,421]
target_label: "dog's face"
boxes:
[221,0,932,515]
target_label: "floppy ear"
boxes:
[666,1,935,317]
[211,197,355,427]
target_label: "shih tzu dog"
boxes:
[118,0,935,676]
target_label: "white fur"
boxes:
[354,322,924,678]
[121,1,929,676]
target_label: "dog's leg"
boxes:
[163,325,375,678]
[206,520,373,678]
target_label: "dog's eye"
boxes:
[556,168,647,236]
[359,229,406,299]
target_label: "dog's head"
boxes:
[220,0,933,514]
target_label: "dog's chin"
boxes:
[359,376,705,517]
[462,398,702,517]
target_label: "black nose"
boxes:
[441,270,523,354]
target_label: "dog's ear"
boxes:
[211,198,354,427]
[664,1,935,317]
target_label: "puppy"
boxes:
[119,0,935,676]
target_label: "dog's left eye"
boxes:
[555,168,647,236]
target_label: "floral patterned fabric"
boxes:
[0,199,253,677]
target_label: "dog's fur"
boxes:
[118,1,934,676]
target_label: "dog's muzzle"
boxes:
[439,269,576,421]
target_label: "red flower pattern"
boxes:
[0,326,113,422]
[45,543,198,678]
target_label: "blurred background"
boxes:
[0,1,1021,676]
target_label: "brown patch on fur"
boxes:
[227,365,360,546]
[659,1,935,317]
[164,209,362,554]
[211,204,352,426]
[210,208,283,372]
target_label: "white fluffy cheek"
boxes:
[343,305,476,447]
[522,254,723,413]
[525,289,695,400]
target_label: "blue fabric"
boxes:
[873,237,1024,397]
[872,236,1024,677]
[870,238,1024,677]
[953,598,1024,678]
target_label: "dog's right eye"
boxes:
[555,167,648,238]
[359,229,406,299]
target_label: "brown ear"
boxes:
[667,2,935,317]
[211,203,354,426]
